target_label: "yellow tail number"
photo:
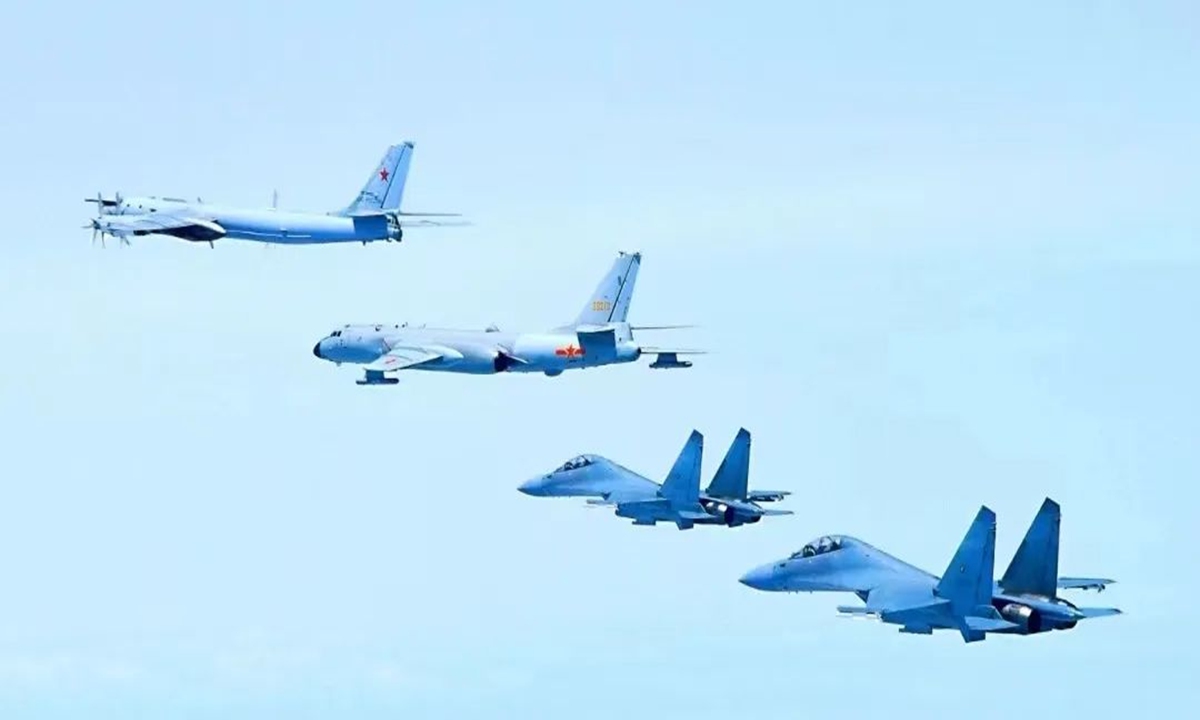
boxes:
[592,299,612,312]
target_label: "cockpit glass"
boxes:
[789,535,844,559]
[554,455,593,473]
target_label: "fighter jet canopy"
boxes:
[553,455,597,473]
[790,535,846,559]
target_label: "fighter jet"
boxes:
[518,428,793,530]
[311,251,702,385]
[739,498,1119,643]
[83,142,464,247]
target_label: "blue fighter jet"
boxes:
[519,428,793,530]
[739,498,1119,642]
[83,142,464,247]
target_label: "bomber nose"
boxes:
[312,341,324,359]
[739,563,777,591]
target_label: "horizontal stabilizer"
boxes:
[747,490,791,502]
[760,508,794,517]
[1058,577,1116,592]
[1076,607,1122,619]
[641,347,705,355]
[342,210,470,227]
[631,324,695,330]
[399,218,473,228]
[965,616,1018,633]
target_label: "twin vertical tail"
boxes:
[339,142,414,216]
[564,251,641,329]
[1001,498,1120,618]
[659,430,704,509]
[705,428,751,500]
[935,506,1010,642]
[999,498,1061,597]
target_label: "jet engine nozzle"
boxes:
[998,603,1043,634]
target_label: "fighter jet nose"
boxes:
[518,476,547,496]
[739,563,777,591]
[312,342,324,359]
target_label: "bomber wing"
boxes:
[355,345,444,385]
[90,213,226,242]
[364,346,444,372]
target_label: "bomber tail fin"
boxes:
[561,251,640,329]
[1000,497,1060,597]
[705,428,751,500]
[338,142,414,216]
[659,431,703,508]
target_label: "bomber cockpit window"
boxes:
[331,330,342,337]
[554,455,594,473]
[789,535,844,559]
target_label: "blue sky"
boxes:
[1,1,1198,717]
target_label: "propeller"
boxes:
[84,191,123,215]
[82,218,129,248]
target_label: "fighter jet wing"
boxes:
[363,346,444,372]
[94,213,226,240]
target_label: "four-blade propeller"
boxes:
[84,190,123,214]
[82,217,130,248]
[83,191,128,248]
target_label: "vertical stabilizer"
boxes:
[936,506,998,619]
[659,431,703,507]
[705,428,751,499]
[1000,498,1061,597]
[340,142,414,215]
[566,251,641,328]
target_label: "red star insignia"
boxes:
[555,344,584,358]
[379,167,390,181]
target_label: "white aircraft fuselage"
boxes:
[313,324,642,376]
[105,197,396,244]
